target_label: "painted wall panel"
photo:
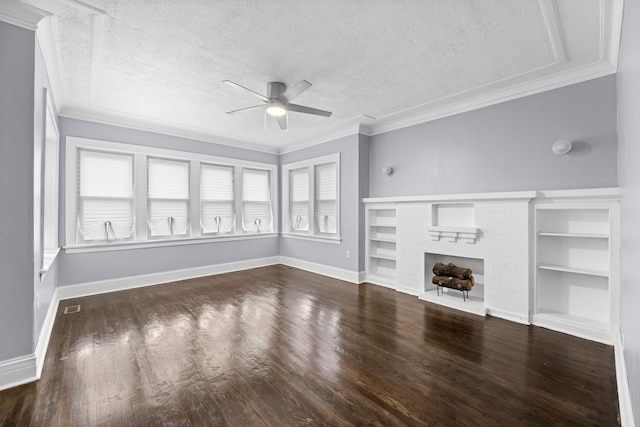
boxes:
[358,134,370,272]
[617,0,640,423]
[0,22,36,360]
[369,76,618,197]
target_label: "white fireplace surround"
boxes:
[363,188,620,344]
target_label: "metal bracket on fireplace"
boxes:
[428,226,479,244]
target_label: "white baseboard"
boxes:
[485,308,530,325]
[57,256,281,300]
[279,256,361,284]
[34,288,60,377]
[615,332,636,427]
[0,354,37,392]
[396,286,420,296]
[364,274,396,289]
[357,270,367,284]
[531,313,614,345]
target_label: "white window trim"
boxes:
[41,88,60,276]
[282,153,341,242]
[65,137,278,250]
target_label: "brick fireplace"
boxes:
[380,191,535,323]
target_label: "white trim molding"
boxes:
[34,289,60,377]
[0,289,60,391]
[279,256,361,284]
[485,308,530,326]
[0,0,51,31]
[0,354,37,392]
[616,332,636,427]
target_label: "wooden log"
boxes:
[432,275,474,291]
[432,262,473,280]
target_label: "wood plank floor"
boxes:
[0,265,619,426]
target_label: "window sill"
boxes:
[40,247,61,280]
[64,232,279,254]
[281,232,342,244]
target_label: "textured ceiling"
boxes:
[25,0,620,152]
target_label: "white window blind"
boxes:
[201,164,235,234]
[147,157,190,237]
[78,149,134,242]
[242,168,272,233]
[314,162,337,234]
[289,167,309,231]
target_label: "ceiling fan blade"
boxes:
[287,103,332,117]
[275,114,288,130]
[223,80,269,102]
[226,104,265,115]
[280,80,312,102]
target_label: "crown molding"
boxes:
[59,59,615,155]
[278,115,375,154]
[368,61,616,136]
[0,0,51,31]
[59,108,281,154]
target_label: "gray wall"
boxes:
[34,38,59,341]
[58,118,280,286]
[358,134,370,271]
[369,75,618,197]
[280,134,368,273]
[0,22,36,360]
[617,0,640,423]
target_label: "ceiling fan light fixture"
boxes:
[266,102,287,117]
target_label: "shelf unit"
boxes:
[365,204,397,288]
[533,199,619,343]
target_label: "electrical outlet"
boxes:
[345,250,351,259]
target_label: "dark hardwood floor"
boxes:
[0,265,619,426]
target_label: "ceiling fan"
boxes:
[223,79,332,131]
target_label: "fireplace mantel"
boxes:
[363,190,537,204]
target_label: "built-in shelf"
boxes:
[366,206,398,287]
[537,232,609,239]
[534,202,618,343]
[370,253,396,261]
[537,263,609,277]
[370,236,396,243]
[370,222,396,227]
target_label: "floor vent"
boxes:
[63,305,81,315]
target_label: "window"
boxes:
[242,168,273,233]
[77,149,135,243]
[314,162,337,234]
[147,158,190,237]
[282,154,340,241]
[65,137,277,250]
[201,164,234,234]
[289,168,309,231]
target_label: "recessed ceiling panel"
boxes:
[25,0,619,150]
